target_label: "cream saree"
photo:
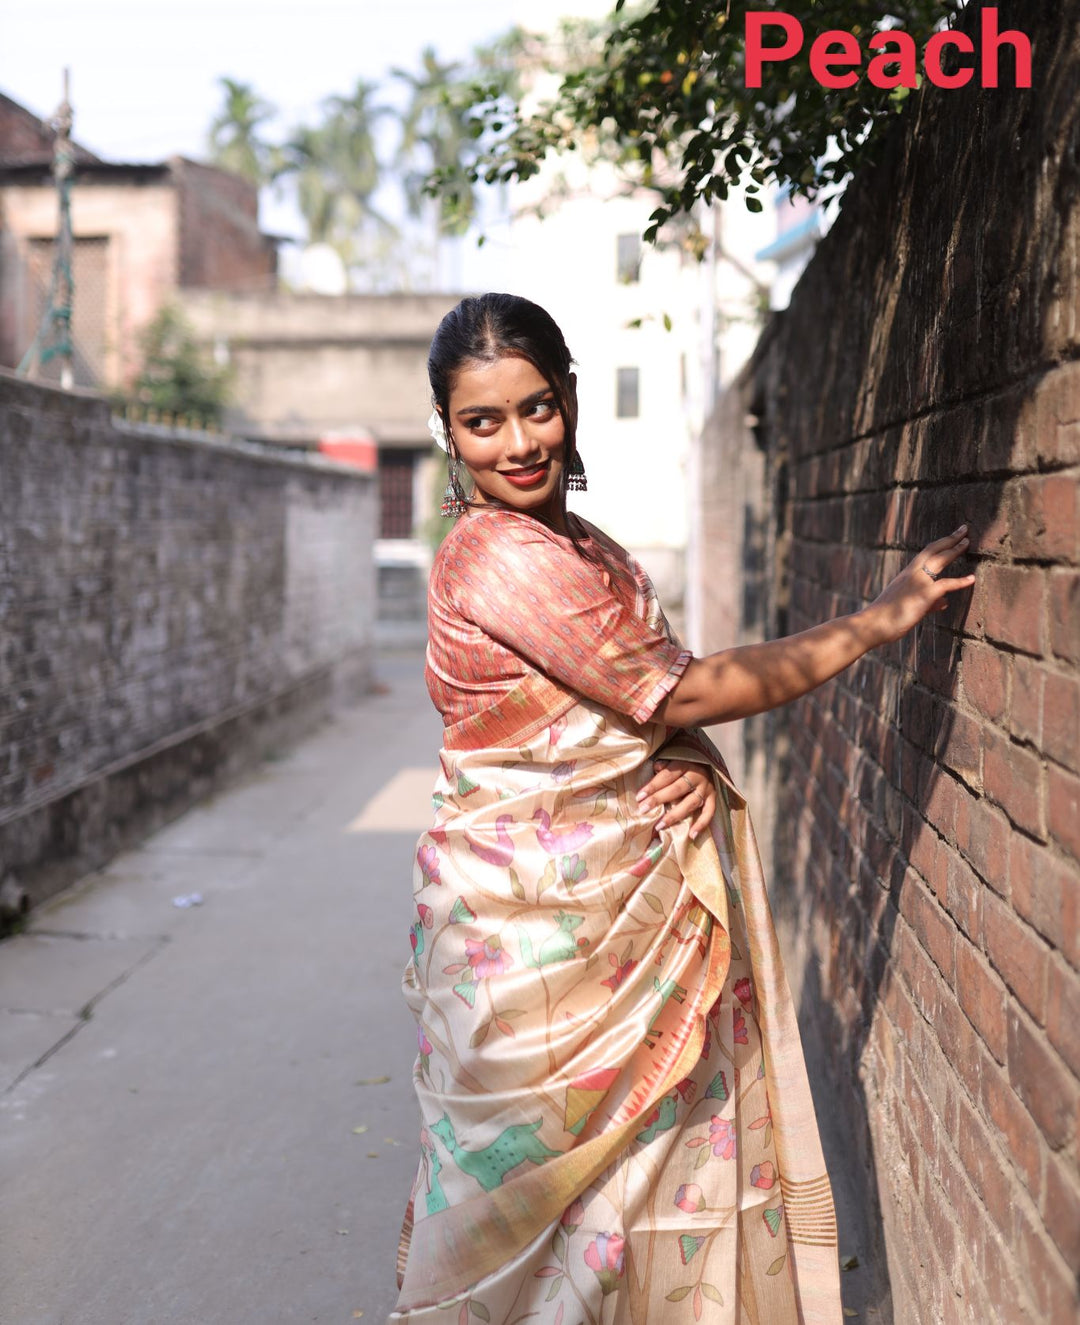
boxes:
[391,512,841,1324]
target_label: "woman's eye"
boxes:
[530,400,557,418]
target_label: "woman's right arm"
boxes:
[655,527,975,729]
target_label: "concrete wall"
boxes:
[0,370,376,915]
[178,290,462,448]
[698,4,1079,1321]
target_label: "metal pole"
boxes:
[17,68,76,387]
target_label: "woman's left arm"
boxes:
[637,758,716,836]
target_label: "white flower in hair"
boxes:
[428,409,448,452]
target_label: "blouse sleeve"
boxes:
[441,513,692,724]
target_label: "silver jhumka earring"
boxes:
[567,449,588,492]
[441,459,468,518]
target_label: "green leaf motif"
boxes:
[763,1204,783,1237]
[665,1285,692,1302]
[453,979,478,1008]
[701,1283,724,1305]
[509,869,526,901]
[469,1301,491,1322]
[767,1254,787,1276]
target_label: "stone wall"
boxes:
[0,370,376,915]
[699,3,1079,1321]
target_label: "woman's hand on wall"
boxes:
[637,759,716,835]
[862,526,976,647]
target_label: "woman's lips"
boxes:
[500,462,549,488]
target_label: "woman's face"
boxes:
[444,354,574,530]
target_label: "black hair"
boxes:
[428,293,584,534]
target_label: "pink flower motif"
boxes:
[733,1009,749,1045]
[601,953,638,993]
[552,760,577,782]
[750,1161,775,1190]
[674,1183,705,1214]
[709,1115,737,1160]
[417,844,441,887]
[561,1197,585,1232]
[734,976,753,1009]
[465,935,512,979]
[584,1232,626,1294]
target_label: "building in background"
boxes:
[0,91,277,389]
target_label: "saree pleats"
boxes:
[391,693,841,1324]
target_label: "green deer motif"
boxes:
[430,1114,561,1191]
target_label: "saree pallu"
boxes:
[391,677,842,1324]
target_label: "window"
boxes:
[378,450,416,539]
[616,232,641,284]
[616,367,640,419]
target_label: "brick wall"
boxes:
[699,3,1079,1320]
[173,157,277,293]
[0,370,375,914]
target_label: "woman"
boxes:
[391,294,974,1324]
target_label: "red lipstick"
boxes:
[500,463,549,488]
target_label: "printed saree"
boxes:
[391,509,841,1324]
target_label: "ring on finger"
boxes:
[921,565,938,580]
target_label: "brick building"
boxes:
[697,3,1079,1320]
[0,90,277,390]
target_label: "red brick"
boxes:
[1010,834,1080,967]
[1012,472,1080,562]
[955,1104,1018,1236]
[984,729,1045,837]
[924,769,959,841]
[1009,652,1045,747]
[939,705,984,789]
[1014,1200,1080,1323]
[981,1061,1044,1204]
[977,562,1044,655]
[1007,1005,1079,1151]
[1035,363,1080,468]
[896,914,945,1023]
[955,795,1011,896]
[1044,671,1080,776]
[944,847,983,943]
[939,989,986,1106]
[956,937,1008,1063]
[1047,763,1080,865]
[901,873,957,984]
[984,895,1049,1024]
[920,1170,961,1291]
[1048,568,1080,665]
[907,816,943,893]
[1041,1153,1080,1270]
[981,1223,1038,1324]
[1046,958,1080,1078]
[961,640,1008,721]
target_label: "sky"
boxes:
[1,0,588,252]
[1,0,528,163]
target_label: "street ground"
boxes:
[1,650,880,1323]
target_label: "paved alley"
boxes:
[1,652,440,1325]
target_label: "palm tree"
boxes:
[207,78,278,186]
[280,80,396,287]
[392,47,475,238]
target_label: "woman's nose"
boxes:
[505,418,538,456]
